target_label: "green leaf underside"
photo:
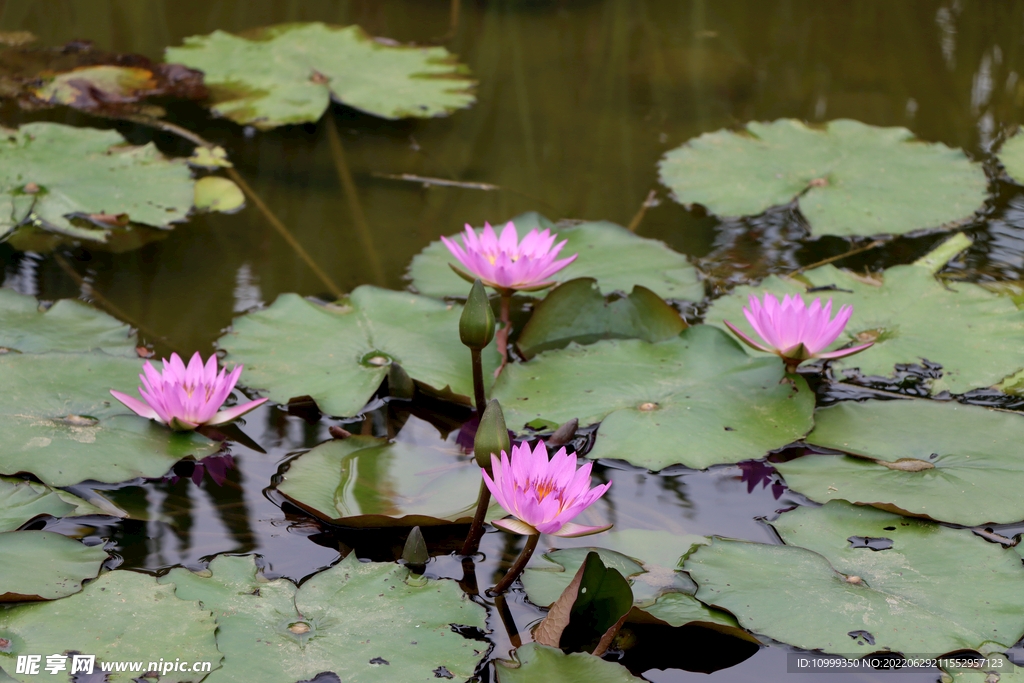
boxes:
[0,531,108,601]
[0,122,193,242]
[160,554,487,683]
[165,23,474,127]
[659,118,986,237]
[0,569,221,683]
[0,352,217,487]
[517,278,686,359]
[778,399,1024,526]
[492,325,814,471]
[0,289,136,355]
[407,213,705,301]
[276,435,501,527]
[0,476,111,532]
[685,502,1024,657]
[703,263,1024,395]
[218,287,499,418]
[998,127,1024,185]
[496,643,646,683]
[522,531,740,632]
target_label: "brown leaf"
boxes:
[532,558,587,648]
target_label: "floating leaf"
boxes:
[684,502,1024,657]
[998,128,1024,185]
[517,278,685,359]
[703,261,1024,395]
[0,568,220,682]
[161,554,487,682]
[219,287,499,417]
[0,289,136,355]
[407,213,705,301]
[492,325,814,470]
[0,123,194,242]
[193,176,244,213]
[496,643,645,683]
[0,352,218,487]
[659,118,986,236]
[777,399,1024,526]
[187,145,232,169]
[276,434,499,527]
[0,531,108,601]
[165,23,474,127]
[0,477,116,532]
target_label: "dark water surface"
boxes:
[2,1,1023,681]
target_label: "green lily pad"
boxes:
[0,477,116,532]
[998,128,1024,185]
[0,531,108,601]
[778,399,1024,526]
[0,352,218,486]
[161,554,487,682]
[0,571,220,682]
[522,531,742,633]
[218,287,499,418]
[659,118,986,236]
[407,213,705,301]
[193,176,244,213]
[165,23,474,127]
[492,325,814,470]
[703,262,1024,395]
[276,434,500,527]
[685,502,1024,657]
[0,122,194,242]
[0,289,136,355]
[496,643,646,683]
[517,278,686,359]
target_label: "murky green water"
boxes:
[2,1,1022,680]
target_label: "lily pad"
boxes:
[0,477,115,532]
[496,643,646,683]
[276,434,500,527]
[777,399,1024,526]
[165,23,474,127]
[684,502,1024,657]
[703,262,1024,395]
[522,531,741,632]
[517,278,686,359]
[0,531,107,601]
[0,351,218,486]
[492,325,814,470]
[0,568,221,682]
[161,554,487,682]
[0,123,195,242]
[998,128,1024,185]
[659,118,986,236]
[218,287,499,417]
[193,176,244,213]
[0,289,136,355]
[407,213,705,301]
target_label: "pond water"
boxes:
[2,1,1023,681]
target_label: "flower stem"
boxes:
[470,347,486,414]
[494,292,512,377]
[460,479,491,556]
[490,533,539,595]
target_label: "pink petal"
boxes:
[815,342,874,359]
[724,320,773,353]
[209,398,269,426]
[109,390,160,420]
[548,522,613,538]
[492,518,539,535]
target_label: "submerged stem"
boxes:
[490,533,539,595]
[460,479,491,556]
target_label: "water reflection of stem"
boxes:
[118,113,344,299]
[494,593,523,648]
[325,116,386,286]
[490,533,539,595]
[459,556,479,595]
[793,239,887,274]
[495,292,512,377]
[461,479,491,556]
[470,347,487,413]
[53,253,170,348]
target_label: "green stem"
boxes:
[490,533,539,595]
[460,479,491,556]
[470,348,486,414]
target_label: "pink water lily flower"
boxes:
[441,221,577,292]
[482,440,612,537]
[110,352,268,431]
[723,293,873,372]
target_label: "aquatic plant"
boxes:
[110,352,267,431]
[723,293,873,372]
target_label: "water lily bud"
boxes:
[460,279,495,350]
[475,399,510,471]
[402,526,428,569]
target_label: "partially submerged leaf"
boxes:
[0,476,117,532]
[0,531,108,601]
[0,288,136,355]
[193,176,245,213]
[166,23,475,127]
